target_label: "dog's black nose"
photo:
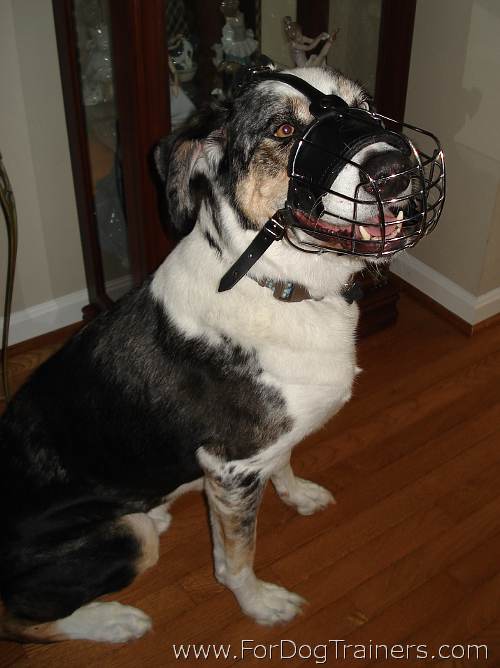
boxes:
[360,151,411,198]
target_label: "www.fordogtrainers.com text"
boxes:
[172,639,488,663]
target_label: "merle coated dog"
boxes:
[0,66,415,643]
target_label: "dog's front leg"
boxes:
[271,460,335,516]
[200,452,304,625]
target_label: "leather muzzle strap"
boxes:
[218,214,286,292]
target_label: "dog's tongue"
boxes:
[293,209,402,240]
[360,211,399,237]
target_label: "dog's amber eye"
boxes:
[274,123,295,138]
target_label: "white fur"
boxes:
[272,461,335,515]
[324,141,407,222]
[222,567,305,626]
[147,505,172,535]
[55,601,151,643]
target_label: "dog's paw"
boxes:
[56,601,152,643]
[241,581,305,626]
[147,505,172,534]
[285,478,335,516]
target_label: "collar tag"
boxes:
[259,279,314,302]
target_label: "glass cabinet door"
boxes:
[56,0,414,335]
[165,0,263,123]
[54,0,171,316]
[73,0,132,302]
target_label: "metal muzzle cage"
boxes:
[284,109,446,258]
[218,68,446,292]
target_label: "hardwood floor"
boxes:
[1,292,500,666]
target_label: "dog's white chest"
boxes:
[152,236,362,451]
[253,298,360,441]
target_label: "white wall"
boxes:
[327,0,381,95]
[261,0,296,68]
[0,0,87,344]
[392,0,500,324]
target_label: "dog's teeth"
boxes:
[359,225,371,240]
[396,210,404,221]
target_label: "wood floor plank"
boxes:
[192,492,500,667]
[0,643,26,668]
[330,574,463,668]
[210,492,500,668]
[282,351,500,496]
[184,506,452,665]
[270,429,500,588]
[389,572,500,668]
[447,531,500,591]
[433,620,500,667]
[177,422,500,620]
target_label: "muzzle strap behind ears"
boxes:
[218,213,286,292]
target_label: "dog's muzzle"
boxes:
[218,69,446,293]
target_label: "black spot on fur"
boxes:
[1,518,139,622]
[204,231,222,258]
[190,173,225,241]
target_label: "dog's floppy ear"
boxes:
[154,104,228,236]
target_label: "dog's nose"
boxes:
[360,151,411,198]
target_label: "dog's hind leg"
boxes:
[0,600,152,644]
[199,450,304,626]
[271,460,335,515]
[147,505,172,535]
[147,477,204,535]
[0,513,158,643]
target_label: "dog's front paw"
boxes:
[285,478,335,516]
[147,505,172,534]
[241,581,305,626]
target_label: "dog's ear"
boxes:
[154,104,228,236]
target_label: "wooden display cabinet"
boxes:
[53,0,416,334]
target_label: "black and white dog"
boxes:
[0,66,440,643]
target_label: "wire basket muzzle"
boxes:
[285,111,446,258]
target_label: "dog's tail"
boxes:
[0,599,64,643]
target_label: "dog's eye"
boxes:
[274,123,295,138]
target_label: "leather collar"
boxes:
[253,277,363,304]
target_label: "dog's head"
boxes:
[155,67,444,287]
[155,68,368,229]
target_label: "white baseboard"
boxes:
[391,253,500,325]
[1,275,134,346]
[1,288,89,346]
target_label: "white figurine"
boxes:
[168,34,197,83]
[283,16,335,68]
[219,0,257,64]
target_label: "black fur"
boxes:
[155,103,229,236]
[0,281,291,623]
[204,231,223,258]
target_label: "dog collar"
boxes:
[252,276,363,304]
[217,212,362,304]
[255,277,320,302]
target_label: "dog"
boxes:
[0,65,441,643]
